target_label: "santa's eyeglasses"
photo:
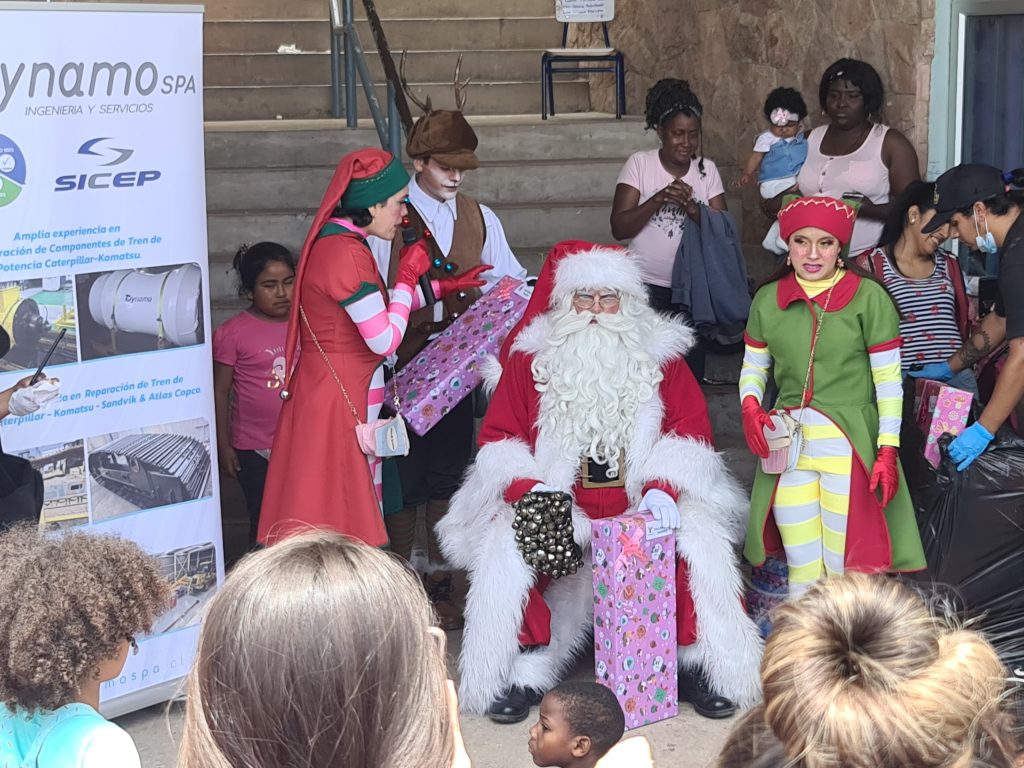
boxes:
[572,291,621,310]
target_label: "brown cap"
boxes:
[406,110,480,170]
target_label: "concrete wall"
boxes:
[575,0,936,278]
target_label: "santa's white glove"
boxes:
[637,488,680,529]
[530,483,560,494]
[8,378,60,416]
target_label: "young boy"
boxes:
[528,681,631,768]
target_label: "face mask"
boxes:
[974,211,998,254]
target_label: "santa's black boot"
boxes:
[487,686,544,724]
[678,666,736,719]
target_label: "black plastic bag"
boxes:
[900,384,1024,670]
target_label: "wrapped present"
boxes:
[395,276,531,436]
[592,512,678,730]
[914,379,973,468]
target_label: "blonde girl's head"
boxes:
[178,531,452,768]
[757,573,1018,768]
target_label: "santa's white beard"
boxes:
[532,304,662,474]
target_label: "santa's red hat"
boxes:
[778,196,857,246]
[497,240,626,365]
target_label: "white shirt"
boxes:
[368,176,526,322]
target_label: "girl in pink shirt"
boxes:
[213,242,296,548]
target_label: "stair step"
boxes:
[204,80,590,120]
[204,18,563,54]
[207,201,612,261]
[205,0,554,20]
[204,48,548,87]
[207,159,626,211]
[204,115,645,168]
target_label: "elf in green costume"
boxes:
[739,197,925,595]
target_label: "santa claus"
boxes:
[437,243,762,724]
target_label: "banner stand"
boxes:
[0,3,220,717]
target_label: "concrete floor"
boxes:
[120,436,753,767]
[118,639,734,768]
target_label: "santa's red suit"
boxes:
[437,245,762,715]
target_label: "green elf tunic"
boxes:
[743,271,926,572]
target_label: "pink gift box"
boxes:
[395,276,531,436]
[914,379,974,468]
[592,513,678,730]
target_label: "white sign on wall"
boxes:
[0,2,219,717]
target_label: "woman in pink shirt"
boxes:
[611,78,727,380]
[213,242,295,548]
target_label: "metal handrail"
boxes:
[329,0,402,156]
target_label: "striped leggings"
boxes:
[773,408,853,596]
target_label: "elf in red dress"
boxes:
[437,243,762,724]
[259,148,485,547]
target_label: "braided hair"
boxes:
[644,78,706,177]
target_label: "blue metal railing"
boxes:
[328,0,402,156]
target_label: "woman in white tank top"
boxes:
[768,59,921,259]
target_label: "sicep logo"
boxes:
[0,134,26,208]
[78,137,134,166]
[54,137,160,192]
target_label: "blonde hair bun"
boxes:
[762,574,1011,768]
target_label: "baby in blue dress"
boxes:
[0,526,170,767]
[737,87,809,255]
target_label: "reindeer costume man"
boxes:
[369,62,526,629]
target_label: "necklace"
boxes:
[824,121,872,156]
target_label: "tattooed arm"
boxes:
[949,311,1007,372]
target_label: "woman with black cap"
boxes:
[910,163,1024,470]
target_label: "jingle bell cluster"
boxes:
[512,490,584,578]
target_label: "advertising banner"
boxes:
[0,3,218,717]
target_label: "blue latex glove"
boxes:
[947,422,995,471]
[908,361,954,382]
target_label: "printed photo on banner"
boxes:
[87,416,212,520]
[11,439,88,529]
[151,541,218,635]
[75,261,204,362]
[0,275,78,372]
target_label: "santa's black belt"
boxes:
[579,456,625,489]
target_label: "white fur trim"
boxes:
[479,354,503,397]
[551,247,646,303]
[439,357,762,714]
[512,311,696,365]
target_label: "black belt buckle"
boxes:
[580,455,625,489]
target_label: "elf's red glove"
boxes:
[741,396,773,459]
[395,241,431,287]
[439,264,492,296]
[869,446,899,507]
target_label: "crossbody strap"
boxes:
[794,273,839,430]
[299,306,401,424]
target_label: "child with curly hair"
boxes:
[0,525,170,767]
[737,87,809,255]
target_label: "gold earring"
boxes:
[786,257,792,266]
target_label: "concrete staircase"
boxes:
[204,0,590,120]
[205,114,649,324]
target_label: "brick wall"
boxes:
[574,0,936,276]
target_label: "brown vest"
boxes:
[388,192,487,367]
